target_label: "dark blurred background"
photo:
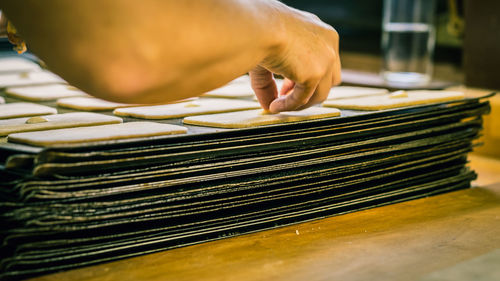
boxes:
[282,0,463,65]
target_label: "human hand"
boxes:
[250,6,341,113]
[0,0,339,106]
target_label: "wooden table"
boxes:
[29,153,500,281]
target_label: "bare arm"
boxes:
[1,0,340,112]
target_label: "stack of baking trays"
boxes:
[0,56,494,280]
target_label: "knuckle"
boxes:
[251,77,273,90]
[307,67,326,82]
[306,66,325,82]
[324,28,339,47]
[309,72,323,82]
[329,28,339,41]
[324,50,335,62]
[289,92,309,106]
[303,11,320,21]
[295,71,322,86]
[249,66,269,75]
[311,14,321,22]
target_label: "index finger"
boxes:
[268,80,318,113]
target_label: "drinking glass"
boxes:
[381,0,437,87]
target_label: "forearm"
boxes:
[1,0,286,103]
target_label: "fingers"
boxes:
[279,78,295,96]
[269,80,318,113]
[296,67,333,110]
[249,65,278,111]
[269,64,334,113]
[266,32,340,113]
[252,10,341,113]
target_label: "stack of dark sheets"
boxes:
[0,96,492,280]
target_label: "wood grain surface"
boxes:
[30,153,500,281]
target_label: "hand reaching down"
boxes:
[250,7,341,113]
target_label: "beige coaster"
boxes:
[6,84,89,101]
[327,86,389,100]
[0,112,122,136]
[183,106,341,128]
[0,102,57,119]
[8,121,188,146]
[445,85,495,98]
[322,90,466,111]
[57,96,139,111]
[114,98,261,119]
[0,57,41,73]
[0,71,66,88]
